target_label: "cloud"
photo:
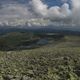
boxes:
[0,4,33,19]
[30,0,48,17]
[48,3,71,19]
[0,0,80,26]
[30,0,71,19]
[29,0,72,26]
[30,0,80,26]
[71,0,80,24]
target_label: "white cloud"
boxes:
[30,0,71,19]
[30,0,80,26]
[28,0,72,27]
[30,0,48,17]
[0,3,33,19]
[0,0,80,26]
[71,0,80,24]
[47,3,71,20]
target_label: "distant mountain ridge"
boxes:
[0,25,80,35]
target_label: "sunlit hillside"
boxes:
[0,32,80,80]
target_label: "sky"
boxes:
[0,0,80,27]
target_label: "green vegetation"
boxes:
[0,32,40,50]
[0,32,64,50]
[0,32,80,80]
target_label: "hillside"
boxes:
[0,32,80,80]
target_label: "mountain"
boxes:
[0,25,80,35]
